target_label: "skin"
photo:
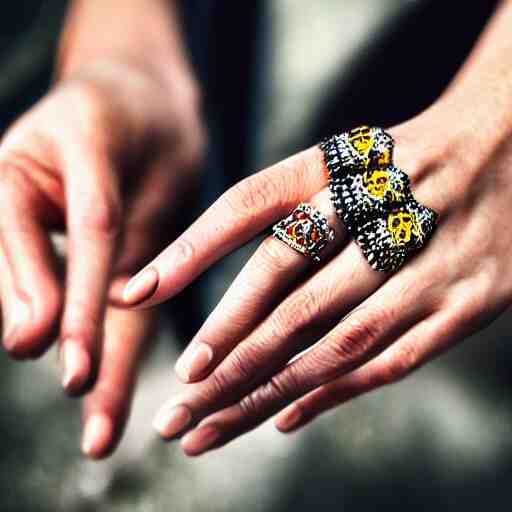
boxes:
[124,1,512,456]
[0,0,204,458]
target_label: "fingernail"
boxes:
[153,403,192,439]
[175,342,214,382]
[275,404,302,432]
[82,413,113,458]
[3,300,31,349]
[181,424,220,456]
[123,267,159,305]
[61,341,91,393]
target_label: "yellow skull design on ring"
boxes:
[349,126,374,156]
[363,168,390,199]
[387,209,422,246]
[363,168,407,202]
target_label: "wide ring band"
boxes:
[320,126,438,272]
[273,203,335,262]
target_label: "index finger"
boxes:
[60,141,121,394]
[122,147,327,308]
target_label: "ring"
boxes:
[320,126,438,272]
[273,203,335,262]
[320,126,394,182]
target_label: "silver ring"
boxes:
[273,203,335,262]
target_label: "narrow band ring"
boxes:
[273,203,335,262]
[320,126,438,272]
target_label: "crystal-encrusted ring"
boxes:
[319,126,438,272]
[272,203,335,262]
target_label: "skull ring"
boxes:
[320,126,438,272]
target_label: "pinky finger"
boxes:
[275,309,463,433]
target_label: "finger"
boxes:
[122,147,328,308]
[175,188,345,383]
[0,163,62,359]
[274,310,460,432]
[108,275,131,305]
[152,241,389,440]
[110,159,180,288]
[108,154,189,306]
[180,278,432,455]
[60,142,122,395]
[81,306,156,459]
[108,225,167,306]
[0,248,20,346]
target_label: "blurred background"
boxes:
[1,1,511,511]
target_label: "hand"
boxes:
[0,58,204,457]
[123,94,512,456]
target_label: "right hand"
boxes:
[0,57,205,394]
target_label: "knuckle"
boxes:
[205,370,234,406]
[239,374,292,420]
[0,161,33,200]
[214,341,268,394]
[238,393,260,420]
[378,343,419,385]
[61,303,100,346]
[331,310,384,362]
[80,193,122,236]
[271,368,301,400]
[223,172,284,217]
[223,346,257,383]
[172,237,196,265]
[466,272,496,317]
[271,288,322,338]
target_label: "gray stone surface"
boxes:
[2,312,511,511]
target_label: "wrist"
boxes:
[56,0,200,107]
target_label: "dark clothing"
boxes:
[0,2,68,131]
[1,0,500,146]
